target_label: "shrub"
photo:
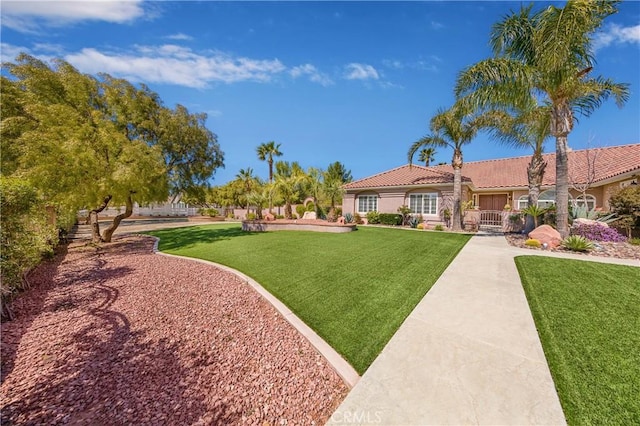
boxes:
[275,214,285,219]
[246,212,256,220]
[344,213,354,224]
[609,186,640,237]
[1,177,58,319]
[354,213,363,224]
[408,217,419,228]
[562,235,594,252]
[306,202,316,212]
[296,204,306,218]
[434,224,444,231]
[378,213,403,226]
[366,211,380,224]
[326,210,338,222]
[571,223,626,243]
[417,223,425,230]
[525,239,542,248]
[629,237,640,246]
[198,208,219,217]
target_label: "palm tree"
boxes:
[418,148,436,167]
[456,1,629,237]
[256,141,283,212]
[408,102,486,231]
[323,176,345,220]
[273,161,305,219]
[256,141,283,183]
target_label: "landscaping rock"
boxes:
[573,218,608,228]
[263,213,275,221]
[529,225,563,249]
[302,211,316,220]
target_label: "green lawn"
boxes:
[149,224,471,374]
[515,256,640,425]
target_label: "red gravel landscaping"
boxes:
[1,236,348,425]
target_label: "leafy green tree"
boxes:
[408,102,487,231]
[325,161,353,184]
[456,1,629,236]
[609,186,640,237]
[2,53,224,243]
[418,148,437,167]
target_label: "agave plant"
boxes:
[562,235,594,252]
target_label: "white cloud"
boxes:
[382,58,439,73]
[593,23,640,51]
[1,0,146,33]
[63,45,286,88]
[1,42,31,63]
[344,63,379,80]
[166,33,193,41]
[431,20,444,30]
[290,63,334,86]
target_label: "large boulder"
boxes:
[264,213,275,221]
[302,211,316,220]
[528,224,563,249]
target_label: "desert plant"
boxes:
[570,205,598,221]
[434,224,444,231]
[524,239,542,248]
[246,212,256,220]
[417,223,425,230]
[408,217,419,228]
[521,205,546,228]
[562,235,594,252]
[366,211,380,224]
[628,237,640,246]
[343,212,354,224]
[509,213,523,223]
[326,210,338,222]
[397,205,412,225]
[354,212,363,224]
[571,223,626,243]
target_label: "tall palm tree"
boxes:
[256,141,283,183]
[418,148,437,167]
[256,141,283,212]
[235,167,256,208]
[455,1,629,237]
[408,102,486,231]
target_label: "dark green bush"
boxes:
[296,204,306,218]
[198,207,219,217]
[378,213,403,226]
[306,202,315,212]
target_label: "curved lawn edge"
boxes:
[150,236,360,388]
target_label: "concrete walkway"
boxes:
[328,233,638,425]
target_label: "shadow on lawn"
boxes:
[148,224,258,251]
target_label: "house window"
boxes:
[517,190,556,209]
[409,193,438,215]
[574,194,596,210]
[357,195,378,213]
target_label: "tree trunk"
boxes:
[284,202,292,219]
[555,136,570,237]
[551,102,573,238]
[525,152,547,233]
[101,194,133,243]
[451,149,463,231]
[88,195,112,243]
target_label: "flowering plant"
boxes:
[571,223,627,243]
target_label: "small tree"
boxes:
[609,186,640,238]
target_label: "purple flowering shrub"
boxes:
[571,223,627,242]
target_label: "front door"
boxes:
[479,194,508,211]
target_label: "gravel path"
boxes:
[1,236,348,425]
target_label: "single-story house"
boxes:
[342,143,639,228]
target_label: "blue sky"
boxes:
[2,1,639,185]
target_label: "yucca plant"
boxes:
[562,235,594,252]
[344,212,354,224]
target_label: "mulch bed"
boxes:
[1,236,348,425]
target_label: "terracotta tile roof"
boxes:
[344,143,639,190]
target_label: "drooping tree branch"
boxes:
[89,195,112,243]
